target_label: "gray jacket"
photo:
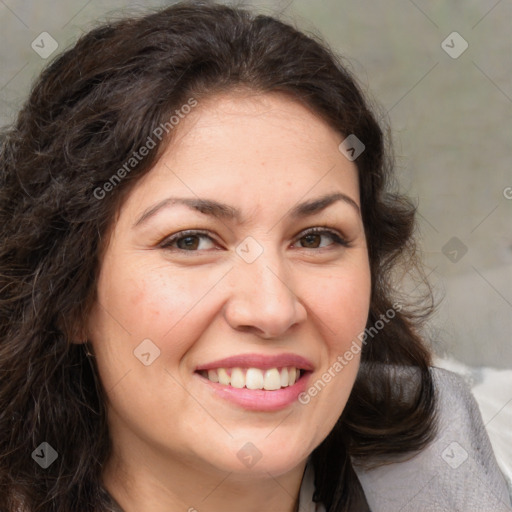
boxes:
[299,367,512,511]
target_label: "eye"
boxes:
[292,227,350,249]
[159,230,218,251]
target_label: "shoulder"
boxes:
[353,367,512,512]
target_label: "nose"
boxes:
[223,252,307,339]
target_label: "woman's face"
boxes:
[87,91,371,479]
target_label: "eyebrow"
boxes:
[133,192,360,228]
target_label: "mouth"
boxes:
[197,366,304,390]
[194,353,313,411]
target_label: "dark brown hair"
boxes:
[0,2,436,510]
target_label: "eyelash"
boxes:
[159,227,350,253]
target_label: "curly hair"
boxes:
[0,1,436,510]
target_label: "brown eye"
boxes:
[160,230,217,251]
[300,233,322,248]
[177,236,200,250]
[293,228,349,250]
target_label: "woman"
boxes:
[0,2,510,511]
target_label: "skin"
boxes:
[85,90,371,512]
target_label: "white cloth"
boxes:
[298,367,512,511]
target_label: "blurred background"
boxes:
[1,0,511,369]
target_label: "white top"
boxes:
[298,367,512,511]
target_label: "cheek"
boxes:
[297,267,370,431]
[92,259,227,363]
[88,263,224,420]
[305,263,371,349]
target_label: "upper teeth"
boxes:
[202,367,300,390]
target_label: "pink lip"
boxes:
[196,371,312,412]
[195,352,314,372]
[195,353,315,411]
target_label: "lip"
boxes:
[195,352,315,372]
[195,370,312,412]
[195,353,315,411]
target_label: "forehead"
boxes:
[119,90,360,221]
[171,90,344,162]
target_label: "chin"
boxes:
[197,434,315,478]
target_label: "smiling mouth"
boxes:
[197,367,305,390]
